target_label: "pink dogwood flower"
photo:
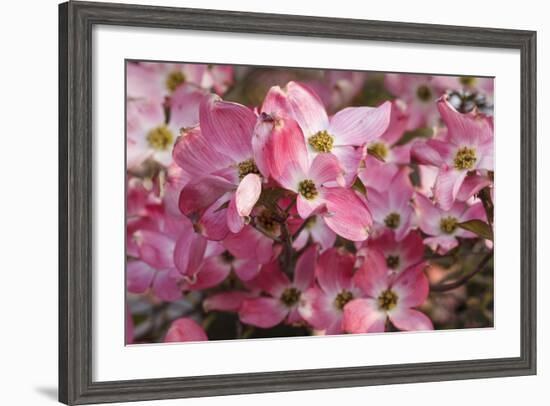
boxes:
[306,71,368,113]
[411,97,493,210]
[262,80,391,185]
[288,215,336,252]
[127,84,205,168]
[174,95,263,236]
[239,245,317,328]
[299,248,361,334]
[343,249,433,333]
[415,192,487,254]
[164,318,208,343]
[366,167,415,241]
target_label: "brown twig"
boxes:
[430,251,493,293]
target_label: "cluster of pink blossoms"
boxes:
[126,62,494,343]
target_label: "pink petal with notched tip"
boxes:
[264,116,309,191]
[164,318,208,343]
[434,167,468,211]
[183,256,230,291]
[178,175,234,216]
[456,174,492,202]
[331,145,363,187]
[127,260,156,293]
[352,249,389,298]
[152,269,183,302]
[276,81,329,137]
[322,187,372,242]
[200,95,256,163]
[173,230,207,276]
[389,308,433,331]
[380,100,409,146]
[135,230,175,270]
[203,291,255,312]
[172,126,233,179]
[342,298,386,334]
[437,97,493,147]
[328,101,392,146]
[391,262,429,308]
[294,245,317,291]
[239,297,288,328]
[316,248,355,295]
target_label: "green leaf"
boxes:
[458,220,493,241]
[352,177,367,195]
[366,146,386,162]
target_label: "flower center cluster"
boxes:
[256,209,277,233]
[384,212,401,229]
[280,287,301,307]
[298,179,318,200]
[368,142,389,160]
[308,130,334,153]
[440,216,458,234]
[221,250,235,264]
[454,147,477,170]
[334,290,354,311]
[377,289,398,311]
[146,125,174,151]
[416,85,432,102]
[237,159,260,180]
[459,76,477,87]
[386,255,400,270]
[165,71,186,92]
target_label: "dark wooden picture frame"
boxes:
[59,1,537,404]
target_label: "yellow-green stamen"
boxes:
[377,289,398,311]
[308,130,334,153]
[298,179,318,200]
[440,216,458,234]
[146,125,174,150]
[334,290,354,310]
[384,212,401,229]
[454,147,477,170]
[280,287,301,307]
[166,71,186,92]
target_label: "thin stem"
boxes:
[430,251,493,293]
[291,217,310,241]
[248,217,282,243]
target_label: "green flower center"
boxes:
[459,76,477,87]
[166,71,186,92]
[280,287,301,307]
[237,159,260,180]
[257,209,277,233]
[386,255,400,270]
[416,85,432,102]
[440,216,458,234]
[221,250,235,264]
[384,212,401,229]
[298,179,318,200]
[146,125,174,151]
[308,130,334,153]
[367,142,389,160]
[454,147,477,170]
[334,290,354,310]
[377,289,398,311]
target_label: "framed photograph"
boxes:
[59,1,536,404]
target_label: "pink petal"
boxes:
[164,318,208,343]
[135,230,175,269]
[411,139,444,167]
[434,168,468,211]
[236,174,262,216]
[308,153,344,186]
[358,156,399,192]
[423,236,459,254]
[151,269,183,302]
[172,127,232,179]
[389,308,433,331]
[381,100,409,146]
[294,244,317,291]
[178,175,234,216]
[249,262,290,298]
[352,248,389,297]
[299,287,339,331]
[328,101,392,146]
[233,259,262,281]
[331,145,363,187]
[309,219,337,251]
[200,95,256,162]
[456,174,492,202]
[316,248,354,295]
[197,199,230,241]
[204,291,255,312]
[414,192,442,236]
[168,84,205,129]
[476,138,494,170]
[392,263,430,308]
[296,194,324,219]
[389,167,413,211]
[184,256,230,290]
[173,231,207,276]
[226,194,245,234]
[342,298,386,334]
[223,226,274,264]
[322,187,372,241]
[127,260,155,293]
[239,297,288,328]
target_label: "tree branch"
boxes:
[430,251,493,293]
